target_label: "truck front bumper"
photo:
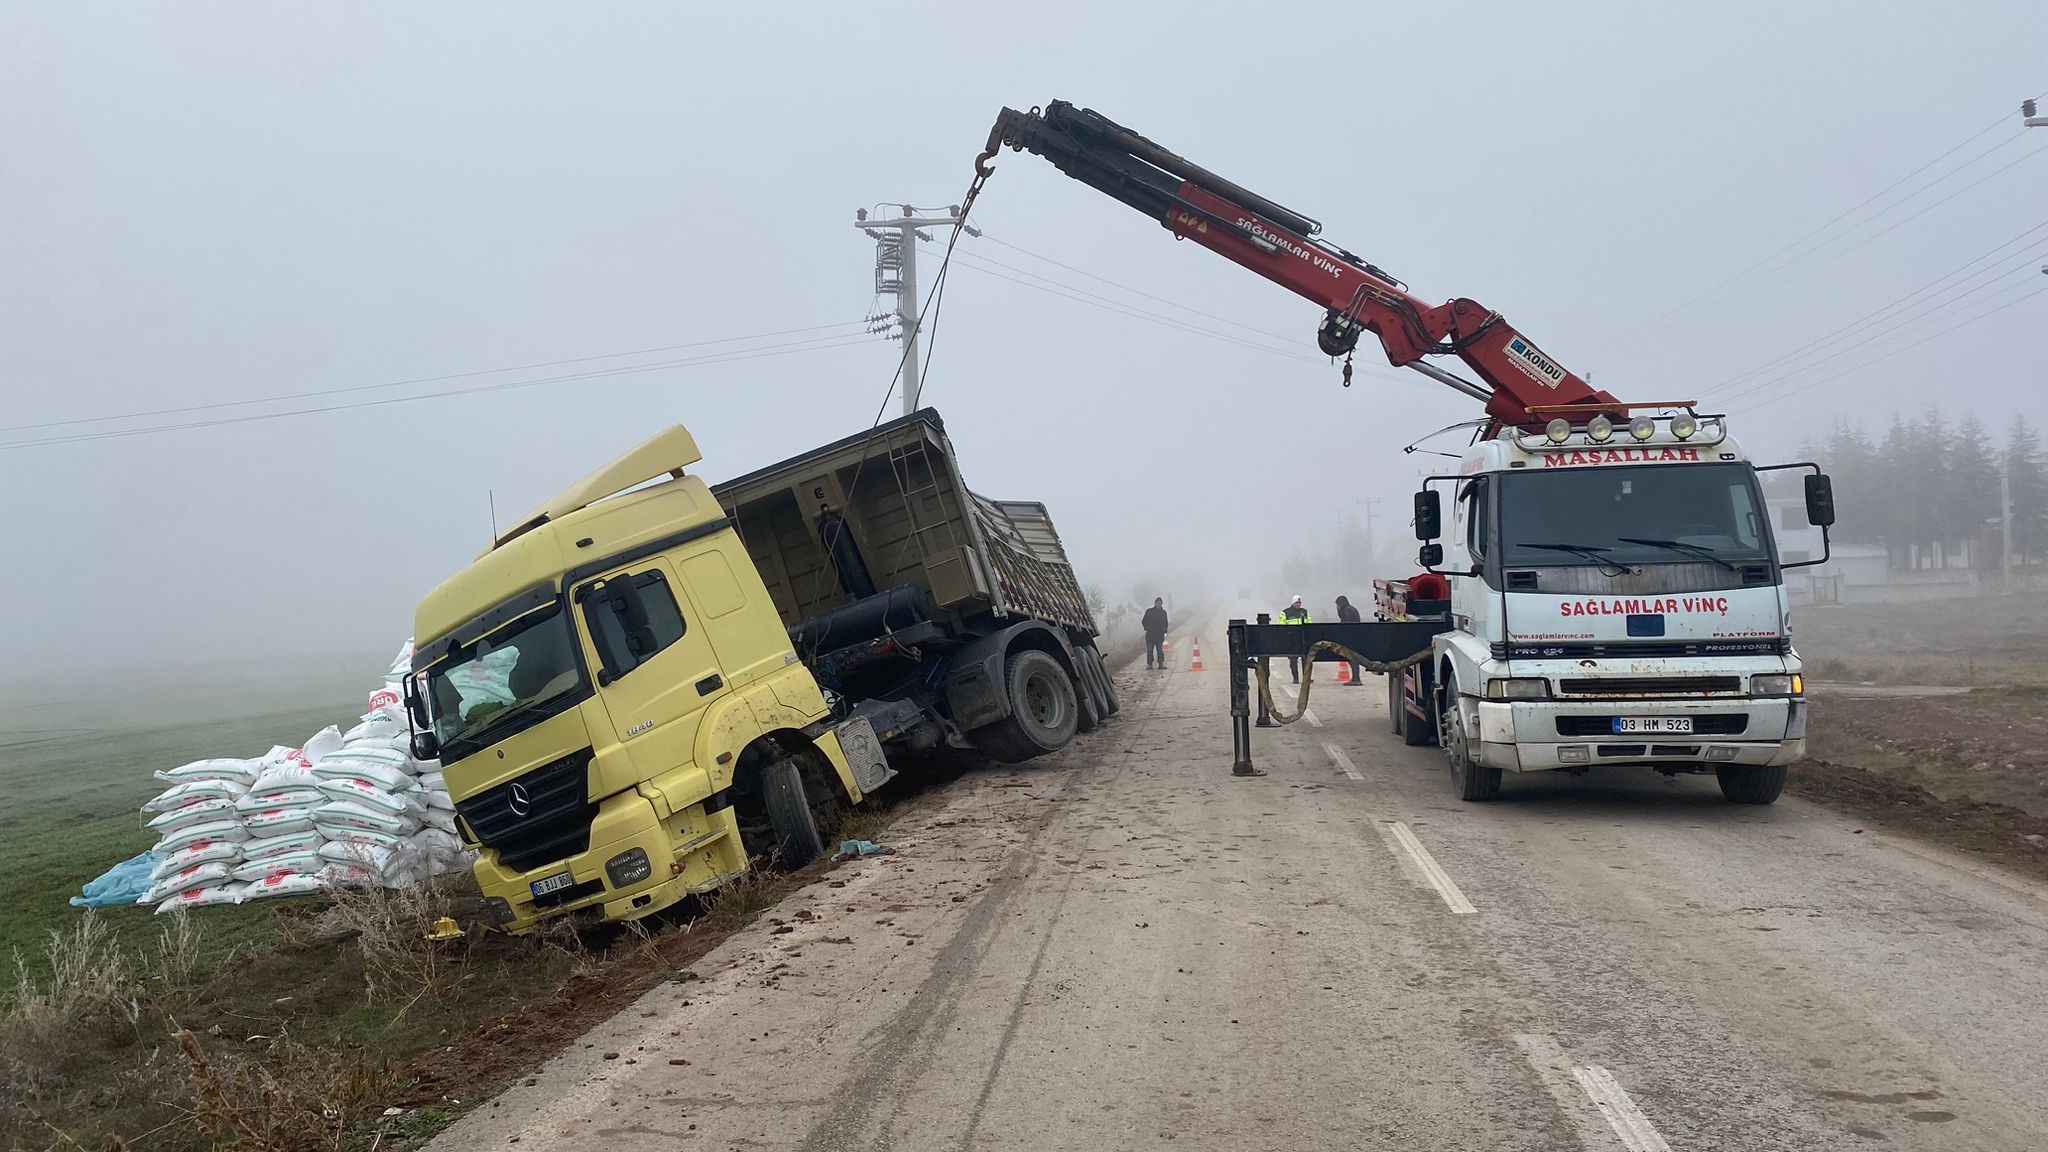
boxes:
[1471,697,1807,773]
[471,786,749,934]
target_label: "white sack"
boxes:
[242,828,324,859]
[150,840,243,880]
[238,872,326,902]
[317,777,426,818]
[241,807,318,837]
[142,861,235,905]
[153,758,259,786]
[143,778,247,813]
[300,725,344,764]
[154,882,247,913]
[146,799,236,832]
[233,851,324,883]
[155,819,251,853]
[235,787,324,811]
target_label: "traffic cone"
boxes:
[1189,638,1204,672]
[1337,660,1352,683]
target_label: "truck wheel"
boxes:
[1075,668,1103,734]
[1086,646,1120,716]
[1440,674,1500,801]
[761,755,824,867]
[976,649,1079,763]
[1716,764,1786,805]
[1399,671,1435,747]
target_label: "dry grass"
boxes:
[176,1028,396,1152]
[830,809,892,847]
[2,914,144,1093]
[323,879,472,1006]
[703,869,780,930]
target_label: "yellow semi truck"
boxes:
[405,409,1108,931]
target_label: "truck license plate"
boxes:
[530,871,577,898]
[1613,716,1693,734]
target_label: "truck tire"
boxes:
[1440,673,1501,801]
[1086,646,1120,717]
[1716,764,1786,805]
[762,755,824,868]
[974,649,1079,763]
[1075,669,1102,734]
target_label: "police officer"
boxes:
[1280,595,1310,682]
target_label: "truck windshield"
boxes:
[422,602,586,761]
[1497,463,1771,570]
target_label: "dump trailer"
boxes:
[712,407,1118,765]
[405,409,1111,933]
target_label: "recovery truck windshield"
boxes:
[421,601,587,762]
[1497,463,1772,573]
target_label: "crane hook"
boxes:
[1341,352,1354,388]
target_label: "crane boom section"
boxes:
[984,101,1620,429]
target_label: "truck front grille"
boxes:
[1556,715,1749,736]
[1558,676,1741,696]
[455,749,596,875]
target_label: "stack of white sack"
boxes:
[135,638,472,909]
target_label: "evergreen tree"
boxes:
[1878,414,1914,564]
[1821,419,1879,544]
[1945,414,1999,562]
[2007,416,2048,565]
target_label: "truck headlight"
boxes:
[606,847,652,888]
[1752,673,1804,697]
[1485,677,1550,700]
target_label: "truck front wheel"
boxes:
[1716,764,1787,805]
[1440,673,1501,801]
[975,649,1080,763]
[761,755,825,867]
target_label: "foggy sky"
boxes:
[4,2,2044,674]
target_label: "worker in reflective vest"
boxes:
[1280,595,1311,683]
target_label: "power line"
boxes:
[1713,260,2048,407]
[1,333,874,451]
[1604,105,2030,353]
[1700,219,2048,393]
[976,231,1304,345]
[1668,142,2048,339]
[1,320,870,435]
[1743,280,2048,414]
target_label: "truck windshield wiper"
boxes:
[1514,542,1631,576]
[1615,536,1738,572]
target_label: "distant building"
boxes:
[1768,494,1978,605]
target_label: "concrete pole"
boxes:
[896,219,921,415]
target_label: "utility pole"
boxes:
[1360,497,1380,574]
[856,204,979,415]
[2002,451,2015,595]
[2024,98,2046,128]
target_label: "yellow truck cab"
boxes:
[406,426,886,932]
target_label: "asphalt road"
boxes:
[431,606,2048,1151]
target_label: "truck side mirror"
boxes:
[410,730,440,762]
[1804,473,1836,527]
[1418,542,1444,568]
[401,674,431,732]
[1414,490,1442,540]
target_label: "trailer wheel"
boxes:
[975,649,1079,763]
[1440,674,1500,801]
[1085,646,1120,717]
[761,754,824,867]
[1716,764,1786,805]
[1075,668,1103,734]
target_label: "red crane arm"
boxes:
[982,102,1621,430]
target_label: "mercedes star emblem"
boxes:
[508,782,532,818]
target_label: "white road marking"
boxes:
[1322,741,1362,780]
[1515,1034,1673,1152]
[1382,821,1476,914]
[1301,707,1323,728]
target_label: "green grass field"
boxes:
[0,655,384,976]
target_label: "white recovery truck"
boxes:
[1387,410,1836,804]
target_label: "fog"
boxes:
[3,2,2043,675]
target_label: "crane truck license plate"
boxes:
[1612,716,1693,734]
[530,871,577,898]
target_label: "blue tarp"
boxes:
[69,851,158,908]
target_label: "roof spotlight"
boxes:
[1628,415,1656,441]
[1670,411,1699,440]
[1545,418,1571,444]
[1587,415,1614,443]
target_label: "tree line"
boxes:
[1797,410,2048,568]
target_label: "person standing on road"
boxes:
[1141,597,1170,671]
[1335,595,1363,685]
[1280,595,1310,683]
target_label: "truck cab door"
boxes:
[573,559,729,793]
